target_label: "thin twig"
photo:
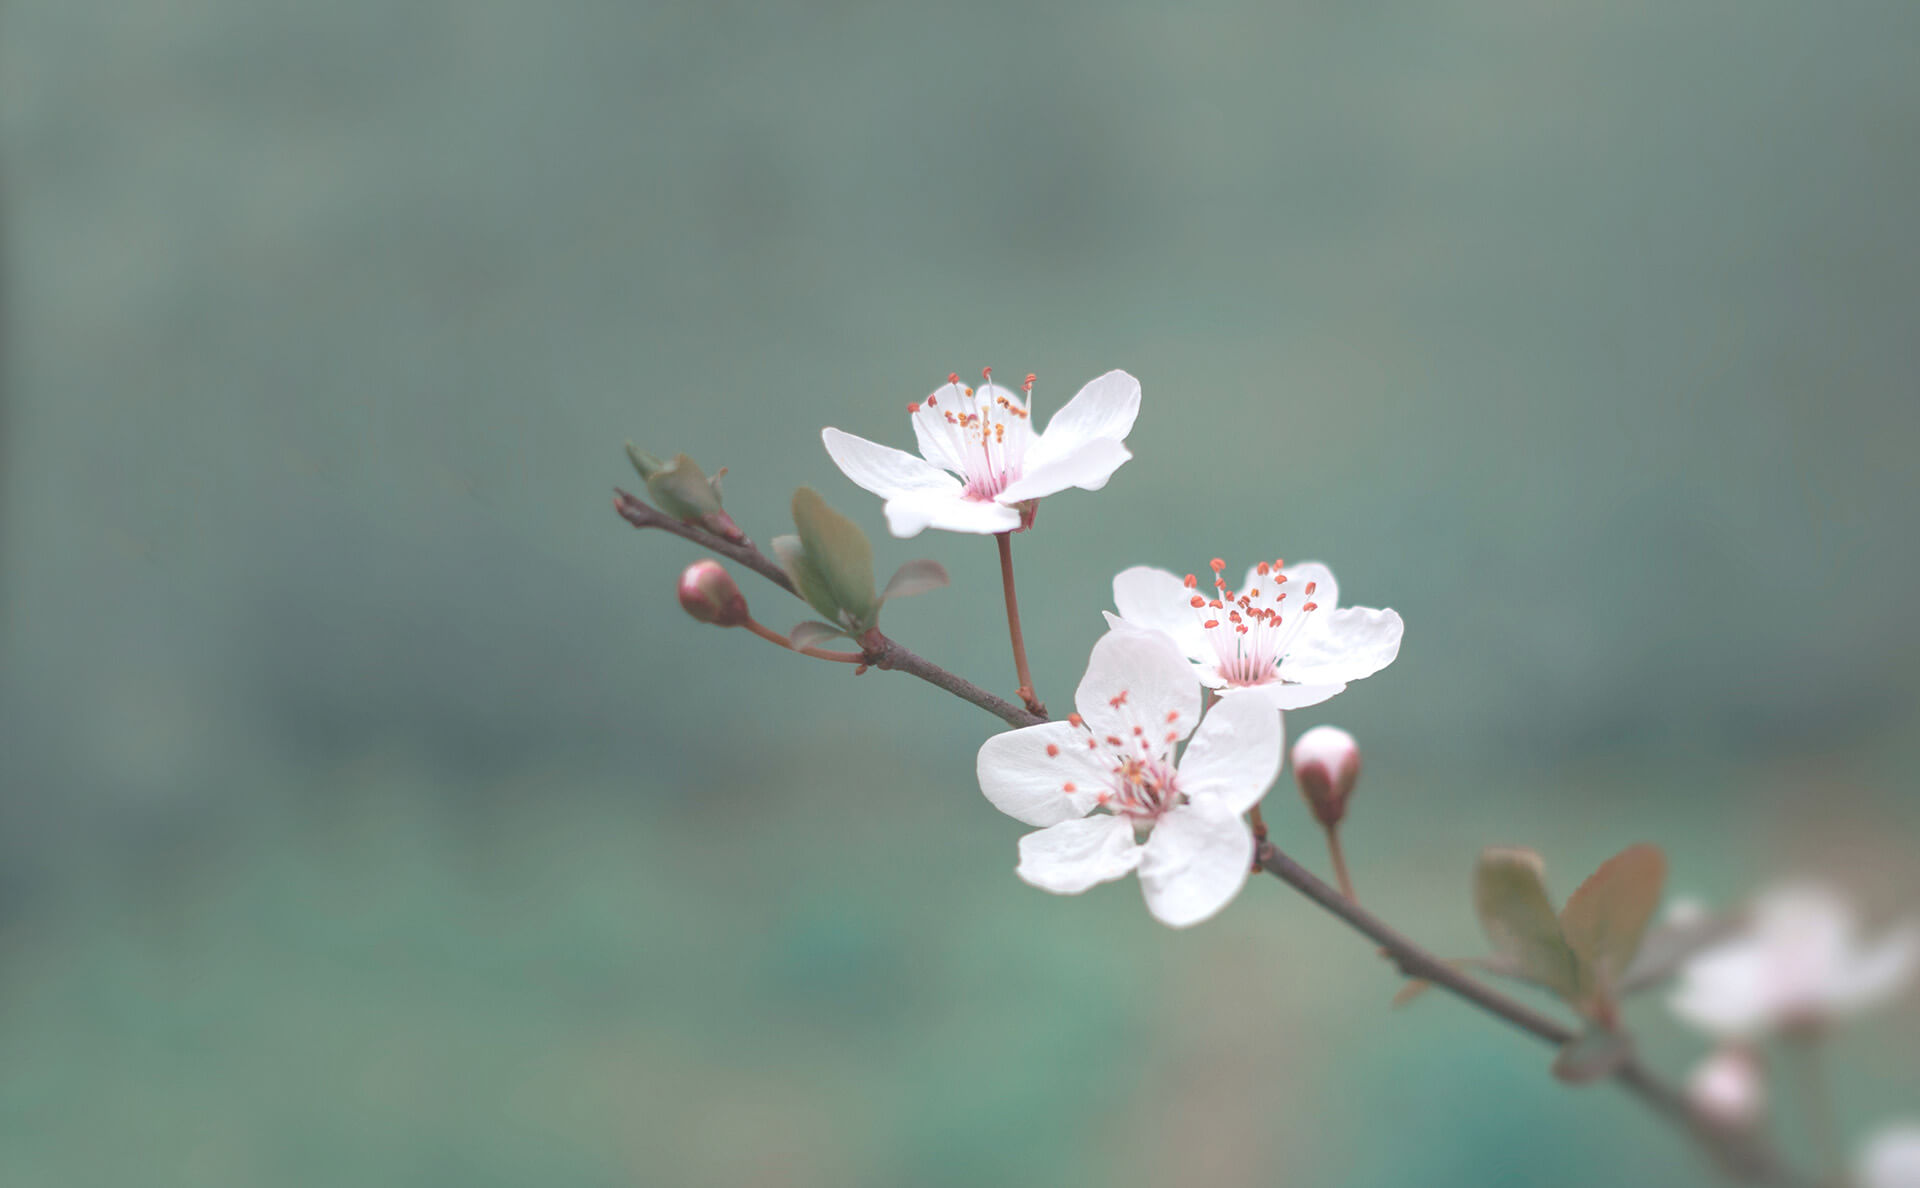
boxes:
[1255,841,1811,1186]
[995,531,1045,716]
[742,616,864,663]
[616,489,1044,728]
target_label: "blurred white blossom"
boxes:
[1669,883,1917,1038]
[1686,1045,1766,1129]
[976,629,1281,928]
[1860,1125,1920,1188]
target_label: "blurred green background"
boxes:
[3,3,1917,1185]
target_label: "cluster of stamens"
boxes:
[1184,558,1319,686]
[906,367,1037,501]
[1040,694,1188,821]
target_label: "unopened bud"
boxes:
[1687,1046,1766,1129]
[678,560,749,627]
[1293,725,1361,828]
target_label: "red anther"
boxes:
[1067,712,1084,727]
[1237,624,1250,634]
[981,366,993,379]
[1046,744,1060,757]
[1203,619,1220,629]
[1257,561,1271,576]
[907,402,921,413]
[1209,558,1225,572]
[1229,611,1242,622]
[1132,726,1144,736]
[927,392,938,407]
[1165,730,1180,742]
[1106,735,1124,746]
[1110,690,1129,706]
[1086,738,1098,749]
[1062,782,1077,793]
[1209,599,1223,609]
[947,372,960,384]
[1023,373,1036,390]
[1304,581,1317,596]
[1189,595,1205,608]
[1273,558,1285,570]
[1303,601,1319,612]
[1183,574,1197,588]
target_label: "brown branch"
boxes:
[1256,841,1811,1187]
[615,489,1045,729]
[614,483,1808,1186]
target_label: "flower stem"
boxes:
[995,531,1046,716]
[1323,823,1358,902]
[743,616,863,663]
[1786,1034,1844,1184]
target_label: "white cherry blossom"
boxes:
[1669,883,1918,1038]
[1861,1125,1920,1188]
[975,629,1283,928]
[822,368,1140,537]
[1106,557,1402,710]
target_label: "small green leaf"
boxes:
[771,534,841,622]
[791,487,876,628]
[1551,1026,1633,1085]
[1474,848,1581,998]
[645,453,725,521]
[1560,844,1667,998]
[879,559,950,603]
[1618,907,1745,996]
[787,621,845,651]
[625,442,665,481]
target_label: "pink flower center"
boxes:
[908,369,1036,502]
[1182,558,1321,686]
[1046,693,1190,822]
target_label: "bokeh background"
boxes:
[4,3,1918,1185]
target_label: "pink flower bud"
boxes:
[1293,725,1361,828]
[678,560,749,627]
[1687,1046,1766,1129]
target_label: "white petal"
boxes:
[1830,924,1919,1014]
[1016,815,1142,894]
[977,721,1108,827]
[1110,566,1210,659]
[821,427,961,500]
[996,437,1132,503]
[1277,561,1339,616]
[1860,1125,1920,1188]
[1074,629,1202,747]
[1220,680,1350,711]
[1177,694,1283,814]
[1137,799,1254,928]
[881,489,1022,537]
[909,382,971,474]
[1023,369,1141,471]
[1280,607,1404,684]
